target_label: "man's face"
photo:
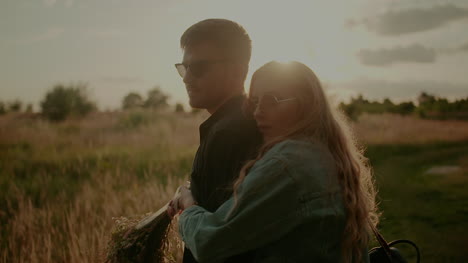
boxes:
[181,42,234,112]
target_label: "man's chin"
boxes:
[188,98,207,110]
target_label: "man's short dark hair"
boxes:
[180,18,252,64]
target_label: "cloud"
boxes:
[332,78,468,101]
[349,4,468,36]
[13,27,65,45]
[34,27,65,42]
[65,0,74,7]
[44,0,57,6]
[43,0,74,7]
[357,44,436,66]
[437,41,468,54]
[457,42,468,51]
[85,29,125,39]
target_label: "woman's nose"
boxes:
[253,105,265,120]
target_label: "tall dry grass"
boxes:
[0,110,206,263]
[1,111,467,262]
[353,113,468,144]
[5,173,184,263]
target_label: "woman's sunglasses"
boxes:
[249,93,297,109]
[175,59,230,78]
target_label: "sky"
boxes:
[1,0,468,110]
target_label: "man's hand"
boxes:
[167,199,178,219]
[167,182,196,218]
[179,185,196,210]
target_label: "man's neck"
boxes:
[206,90,244,115]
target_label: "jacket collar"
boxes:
[199,94,247,139]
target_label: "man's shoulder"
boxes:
[211,109,259,138]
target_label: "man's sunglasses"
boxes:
[175,59,231,78]
[249,93,297,109]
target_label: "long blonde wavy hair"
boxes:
[232,61,379,263]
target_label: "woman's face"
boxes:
[250,76,302,142]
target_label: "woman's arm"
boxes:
[178,157,301,263]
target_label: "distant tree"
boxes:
[355,94,367,104]
[339,101,359,121]
[122,92,144,110]
[340,92,466,120]
[0,102,5,114]
[9,100,22,112]
[175,103,185,113]
[26,103,33,113]
[416,92,468,120]
[395,101,415,115]
[144,86,169,110]
[383,98,394,106]
[418,92,436,105]
[453,98,468,112]
[41,83,96,121]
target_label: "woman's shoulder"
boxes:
[248,139,317,177]
[265,139,332,162]
[265,139,339,192]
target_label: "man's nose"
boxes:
[183,69,195,84]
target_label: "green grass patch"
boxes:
[366,140,468,263]
[0,142,195,223]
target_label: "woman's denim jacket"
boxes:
[179,139,370,263]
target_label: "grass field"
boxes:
[367,141,468,262]
[1,111,467,262]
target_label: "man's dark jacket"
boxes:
[183,94,262,263]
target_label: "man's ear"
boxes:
[231,63,248,83]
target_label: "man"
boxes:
[169,19,262,262]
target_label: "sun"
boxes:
[231,0,356,84]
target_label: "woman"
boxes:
[169,61,379,263]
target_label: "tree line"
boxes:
[339,92,468,120]
[0,83,191,121]
[2,84,466,122]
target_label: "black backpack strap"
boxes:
[368,221,394,261]
[388,240,420,263]
[368,220,421,263]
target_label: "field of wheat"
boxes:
[1,111,467,263]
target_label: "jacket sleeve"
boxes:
[179,157,301,263]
